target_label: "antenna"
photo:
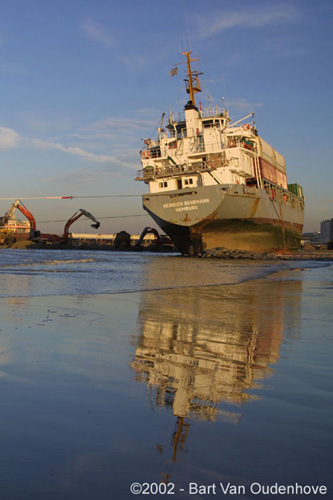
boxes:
[184,1,192,52]
[181,50,202,106]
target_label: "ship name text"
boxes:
[163,198,210,212]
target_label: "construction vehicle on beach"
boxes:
[36,208,100,244]
[0,200,100,245]
[134,226,174,252]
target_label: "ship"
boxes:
[136,51,304,256]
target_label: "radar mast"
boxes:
[181,50,202,106]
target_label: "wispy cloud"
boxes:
[196,5,298,38]
[68,114,156,155]
[2,110,151,173]
[47,166,116,186]
[116,54,147,70]
[80,115,156,138]
[82,19,115,47]
[0,127,19,151]
[227,98,263,113]
[32,138,137,170]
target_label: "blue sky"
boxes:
[0,0,332,234]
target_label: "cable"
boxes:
[0,194,141,201]
[37,214,148,224]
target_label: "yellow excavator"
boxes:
[0,200,19,245]
[0,200,101,245]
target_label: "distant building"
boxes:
[70,233,157,246]
[4,216,30,236]
[302,232,321,244]
[320,219,333,243]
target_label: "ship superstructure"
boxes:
[136,51,304,255]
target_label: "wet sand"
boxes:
[7,238,333,261]
[0,262,332,499]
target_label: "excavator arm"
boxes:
[0,199,40,239]
[16,201,37,231]
[62,209,100,242]
[1,201,100,244]
[0,200,21,227]
[137,227,160,246]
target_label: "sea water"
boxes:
[0,249,332,499]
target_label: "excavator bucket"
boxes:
[79,209,100,230]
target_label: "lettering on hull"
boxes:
[163,198,210,210]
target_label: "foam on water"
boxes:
[0,248,329,298]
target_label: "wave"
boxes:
[0,258,95,270]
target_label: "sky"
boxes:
[0,0,332,234]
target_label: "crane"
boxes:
[37,208,100,244]
[0,201,100,245]
[0,199,40,244]
[61,208,100,243]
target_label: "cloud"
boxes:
[68,114,156,155]
[0,127,19,151]
[48,166,114,186]
[32,138,137,169]
[82,20,115,47]
[227,98,263,113]
[116,54,147,70]
[196,5,298,38]
[81,115,156,137]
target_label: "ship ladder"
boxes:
[270,198,287,253]
[253,155,263,188]
[278,203,287,253]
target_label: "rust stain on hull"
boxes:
[142,184,304,255]
[249,198,260,218]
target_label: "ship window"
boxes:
[151,147,161,158]
[184,178,194,186]
[159,181,168,188]
[203,120,214,128]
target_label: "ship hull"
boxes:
[142,184,304,255]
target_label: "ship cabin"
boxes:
[136,100,263,194]
[136,50,291,199]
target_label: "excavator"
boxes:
[136,227,161,247]
[37,208,100,244]
[134,226,174,252]
[0,202,16,245]
[0,227,15,246]
[0,200,37,245]
[0,200,100,245]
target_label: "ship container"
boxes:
[288,183,304,199]
[257,138,287,189]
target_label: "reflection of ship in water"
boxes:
[132,288,285,420]
[131,272,302,464]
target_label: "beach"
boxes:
[0,249,332,499]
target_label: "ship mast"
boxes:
[181,50,201,106]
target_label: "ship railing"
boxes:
[168,106,225,124]
[160,141,225,157]
[136,161,216,181]
[263,180,304,211]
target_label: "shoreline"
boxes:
[2,239,333,261]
